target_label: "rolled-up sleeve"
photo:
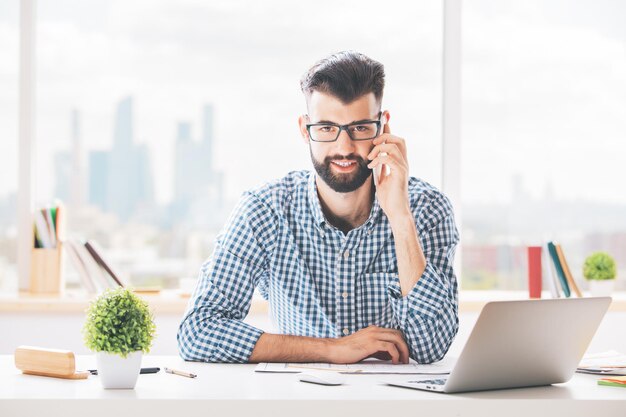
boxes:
[177,193,275,363]
[387,195,459,363]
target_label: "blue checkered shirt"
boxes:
[178,170,459,363]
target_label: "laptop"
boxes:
[387,297,611,393]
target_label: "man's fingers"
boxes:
[367,152,403,171]
[383,121,391,134]
[372,329,410,364]
[367,143,403,161]
[385,336,410,364]
[372,133,407,160]
[376,341,400,364]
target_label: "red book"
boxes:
[528,246,542,298]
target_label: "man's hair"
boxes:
[300,51,385,105]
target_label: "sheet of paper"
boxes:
[255,357,455,375]
[579,350,626,368]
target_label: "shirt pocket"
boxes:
[358,272,397,328]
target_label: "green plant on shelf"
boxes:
[583,252,617,281]
[83,287,156,358]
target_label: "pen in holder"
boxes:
[30,242,65,295]
[30,204,66,295]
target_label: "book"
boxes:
[542,243,560,298]
[64,241,98,294]
[53,201,66,242]
[33,224,43,249]
[68,239,112,292]
[85,240,126,288]
[527,246,542,298]
[555,244,583,297]
[598,375,626,388]
[598,380,626,388]
[547,241,570,297]
[43,208,57,248]
[33,210,53,249]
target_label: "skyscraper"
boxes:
[172,104,224,227]
[54,151,71,202]
[87,96,154,221]
[89,151,109,210]
[54,109,84,207]
[202,104,214,173]
[70,109,85,208]
[113,96,133,150]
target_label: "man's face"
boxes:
[300,92,383,193]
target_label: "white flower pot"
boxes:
[96,351,142,389]
[589,280,615,297]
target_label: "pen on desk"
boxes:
[164,367,197,378]
[88,367,160,376]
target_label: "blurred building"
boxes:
[171,104,225,229]
[88,97,154,222]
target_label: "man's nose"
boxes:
[334,128,355,153]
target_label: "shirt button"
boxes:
[342,328,350,335]
[342,292,348,299]
[343,250,350,259]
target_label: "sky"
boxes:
[461,0,626,205]
[1,0,625,210]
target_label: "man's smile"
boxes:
[331,160,358,171]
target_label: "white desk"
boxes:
[1,355,625,417]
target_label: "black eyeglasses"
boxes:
[306,112,382,142]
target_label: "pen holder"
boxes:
[30,243,65,295]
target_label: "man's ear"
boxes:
[298,114,310,144]
[382,110,390,127]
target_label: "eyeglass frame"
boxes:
[305,112,383,142]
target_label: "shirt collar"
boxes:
[307,171,383,232]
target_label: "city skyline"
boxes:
[53,97,226,229]
[88,96,154,222]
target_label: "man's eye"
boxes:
[319,126,334,132]
[353,125,372,132]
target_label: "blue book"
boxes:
[547,241,570,297]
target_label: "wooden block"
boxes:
[133,287,162,295]
[22,369,90,379]
[30,243,65,295]
[14,346,88,380]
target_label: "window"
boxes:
[461,0,626,290]
[0,0,19,292]
[33,1,444,289]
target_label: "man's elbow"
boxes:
[176,317,215,362]
[409,320,459,364]
[177,322,199,361]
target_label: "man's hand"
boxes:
[367,123,411,222]
[367,122,426,296]
[326,325,410,364]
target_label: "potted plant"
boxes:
[83,287,156,389]
[583,252,617,297]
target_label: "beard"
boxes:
[310,147,372,193]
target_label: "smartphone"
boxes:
[373,151,390,186]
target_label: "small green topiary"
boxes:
[83,287,156,358]
[583,252,617,281]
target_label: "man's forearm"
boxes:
[249,326,411,364]
[389,211,426,297]
[249,333,332,363]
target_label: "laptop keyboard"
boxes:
[408,379,447,385]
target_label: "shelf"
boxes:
[1,290,625,314]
